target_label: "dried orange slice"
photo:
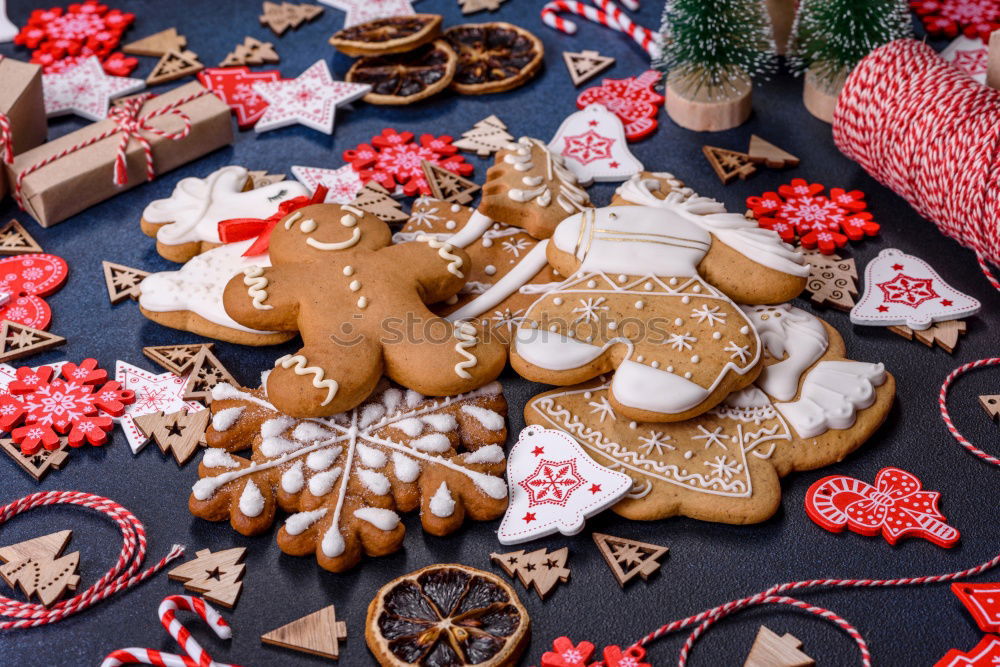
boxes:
[346,39,458,105]
[329,14,443,57]
[366,564,530,666]
[444,22,544,95]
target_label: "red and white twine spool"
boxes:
[101,595,239,667]
[833,38,1000,289]
[541,0,659,57]
[0,113,12,166]
[0,491,184,629]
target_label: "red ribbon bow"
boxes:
[805,466,960,548]
[217,185,328,257]
[0,113,12,165]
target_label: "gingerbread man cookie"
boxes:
[510,195,810,423]
[222,203,507,418]
[525,304,895,524]
[141,166,309,263]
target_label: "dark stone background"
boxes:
[0,1,997,665]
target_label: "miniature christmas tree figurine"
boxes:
[654,0,775,130]
[789,0,911,122]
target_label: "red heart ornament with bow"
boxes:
[0,254,69,330]
[805,467,960,548]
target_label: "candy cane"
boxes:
[541,0,659,58]
[100,595,241,667]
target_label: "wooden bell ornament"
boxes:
[665,71,752,132]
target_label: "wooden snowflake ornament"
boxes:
[548,104,643,184]
[498,425,632,545]
[851,248,981,330]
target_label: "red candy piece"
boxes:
[952,583,1000,633]
[343,129,473,197]
[0,254,69,331]
[0,358,136,455]
[601,645,650,667]
[14,0,134,74]
[805,467,960,548]
[576,70,664,141]
[542,637,596,667]
[935,635,1000,666]
[198,67,282,130]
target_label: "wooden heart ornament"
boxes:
[0,254,69,331]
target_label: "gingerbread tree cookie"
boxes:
[190,381,509,572]
[524,305,895,524]
[222,202,506,417]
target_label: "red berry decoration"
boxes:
[0,359,135,454]
[14,0,135,74]
[910,0,1000,41]
[343,128,474,197]
[746,178,879,254]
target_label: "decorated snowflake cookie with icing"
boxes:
[222,202,507,418]
[510,193,810,423]
[190,380,508,572]
[140,165,309,263]
[524,304,895,524]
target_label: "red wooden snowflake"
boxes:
[14,0,136,75]
[746,178,879,254]
[911,0,1000,40]
[343,129,474,197]
[0,359,135,455]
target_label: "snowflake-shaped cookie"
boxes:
[343,129,474,197]
[189,380,509,572]
[911,0,1000,41]
[746,178,880,254]
[0,359,135,455]
[14,0,136,74]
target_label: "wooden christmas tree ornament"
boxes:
[0,219,42,255]
[183,346,237,403]
[743,626,815,667]
[350,181,407,223]
[123,28,187,56]
[702,145,756,184]
[592,533,668,587]
[458,0,507,14]
[220,37,280,67]
[142,343,214,375]
[887,319,967,354]
[453,115,514,157]
[666,72,752,132]
[102,261,149,304]
[1,437,70,480]
[167,547,246,608]
[800,249,858,311]
[134,409,210,466]
[147,50,204,85]
[261,606,348,660]
[0,530,80,607]
[421,160,480,205]
[563,50,615,86]
[747,135,799,168]
[980,395,1000,419]
[260,2,323,36]
[490,547,570,600]
[0,321,65,362]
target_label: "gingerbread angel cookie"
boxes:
[394,197,562,345]
[190,380,509,572]
[609,171,693,206]
[141,166,309,263]
[524,304,895,524]
[222,203,507,418]
[479,137,592,240]
[510,196,810,423]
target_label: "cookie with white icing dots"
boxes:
[509,195,811,423]
[479,136,593,240]
[190,380,509,572]
[524,304,895,524]
[222,202,507,418]
[141,165,309,263]
[395,197,562,346]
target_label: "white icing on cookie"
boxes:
[281,461,305,493]
[464,444,505,464]
[461,405,505,431]
[284,508,327,535]
[238,480,265,517]
[392,452,420,482]
[309,468,342,497]
[453,322,479,379]
[429,481,456,518]
[417,234,465,278]
[274,354,339,406]
[446,241,551,322]
[242,266,272,310]
[211,407,244,432]
[358,469,391,495]
[503,137,590,213]
[202,448,241,469]
[742,304,829,401]
[411,433,451,453]
[353,507,399,531]
[775,361,887,438]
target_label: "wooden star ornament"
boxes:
[253,60,370,134]
[43,57,145,121]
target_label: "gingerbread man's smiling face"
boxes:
[268,203,392,264]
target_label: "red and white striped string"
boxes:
[12,88,210,210]
[101,595,240,667]
[0,491,184,629]
[939,358,1000,467]
[590,550,1000,666]
[541,0,659,58]
[0,55,9,165]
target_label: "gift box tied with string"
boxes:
[0,57,47,200]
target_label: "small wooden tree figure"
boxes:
[453,115,514,157]
[789,0,911,122]
[654,0,775,131]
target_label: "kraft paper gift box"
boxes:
[6,81,233,227]
[0,57,46,200]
